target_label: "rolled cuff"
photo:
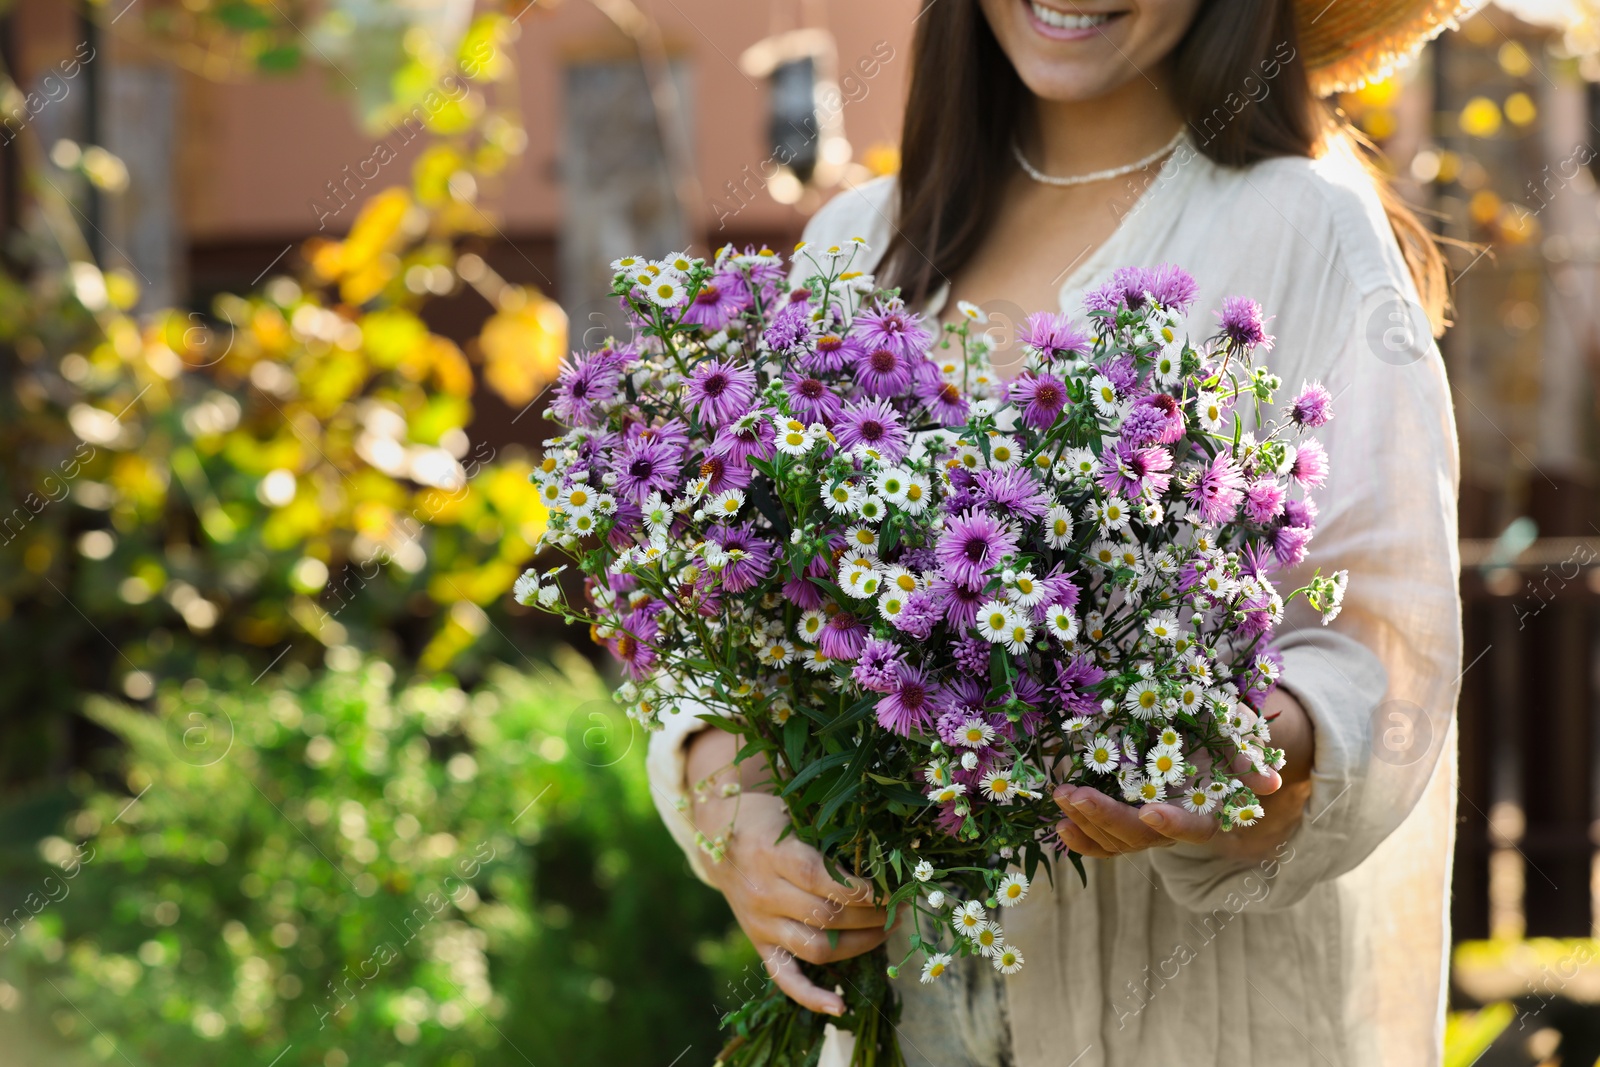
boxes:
[645,700,729,886]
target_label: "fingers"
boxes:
[1136,803,1219,845]
[1236,760,1283,796]
[761,942,845,1017]
[780,841,878,907]
[763,879,888,931]
[1055,817,1115,859]
[1054,785,1164,852]
[770,918,890,966]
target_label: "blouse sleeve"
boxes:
[1148,261,1463,912]
[644,178,901,887]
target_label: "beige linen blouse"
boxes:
[645,134,1463,1067]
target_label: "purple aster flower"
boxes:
[875,664,938,737]
[950,634,991,677]
[854,344,916,398]
[625,418,689,458]
[1097,439,1173,500]
[931,575,987,630]
[915,377,969,427]
[1010,372,1070,431]
[607,501,642,551]
[550,352,621,427]
[784,370,843,425]
[1019,311,1090,360]
[1104,354,1142,396]
[801,332,861,373]
[1290,381,1334,428]
[614,436,680,502]
[1051,654,1106,718]
[835,398,911,461]
[1282,496,1318,529]
[1187,452,1245,525]
[605,607,660,681]
[1291,438,1329,488]
[698,454,752,494]
[710,523,775,592]
[1270,524,1313,567]
[900,547,938,572]
[974,467,1052,520]
[1031,567,1080,620]
[680,271,750,329]
[854,299,931,359]
[935,509,1019,590]
[686,358,757,427]
[709,410,776,465]
[891,590,939,640]
[818,610,867,661]
[783,553,832,610]
[1120,393,1186,447]
[1243,477,1287,524]
[853,637,906,694]
[1217,295,1274,349]
[1145,263,1198,311]
[764,299,812,352]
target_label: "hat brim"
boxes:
[1299,0,1489,96]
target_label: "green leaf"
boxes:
[818,693,876,736]
[1067,850,1087,887]
[815,780,861,824]
[255,45,302,73]
[780,749,852,797]
[215,0,276,30]
[783,715,806,770]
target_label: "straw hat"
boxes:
[1298,0,1489,95]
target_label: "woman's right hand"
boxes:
[686,728,893,1016]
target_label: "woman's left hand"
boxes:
[1053,687,1314,858]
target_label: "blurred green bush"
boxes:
[0,648,750,1066]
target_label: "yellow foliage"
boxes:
[424,335,475,397]
[413,146,467,208]
[479,291,566,406]
[1442,1002,1513,1067]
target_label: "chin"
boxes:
[978,0,1200,102]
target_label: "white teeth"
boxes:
[1029,2,1111,29]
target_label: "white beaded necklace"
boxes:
[1011,127,1186,187]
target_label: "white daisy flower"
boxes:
[610,254,646,273]
[559,482,598,515]
[928,782,968,803]
[1088,540,1119,568]
[1125,680,1162,720]
[844,525,880,554]
[1180,785,1218,814]
[980,769,1018,803]
[975,601,1014,644]
[880,566,920,595]
[1135,779,1167,803]
[960,751,980,771]
[569,512,598,536]
[1194,391,1227,432]
[1097,496,1132,534]
[758,638,796,667]
[955,900,987,934]
[955,717,995,749]
[1152,343,1182,384]
[986,434,1022,468]
[709,488,745,519]
[1084,735,1118,773]
[644,275,688,307]
[926,890,947,910]
[877,589,908,622]
[993,946,1025,975]
[1008,570,1045,608]
[1002,617,1034,656]
[1156,726,1182,749]
[901,474,932,515]
[1119,770,1147,802]
[921,953,953,983]
[1228,802,1266,827]
[857,495,888,523]
[875,467,911,503]
[537,584,561,607]
[971,924,1004,956]
[796,610,826,644]
[775,420,814,455]
[996,873,1029,907]
[1089,374,1120,416]
[913,859,935,882]
[1114,543,1145,574]
[1045,605,1079,642]
[1063,447,1098,480]
[1146,748,1185,784]
[822,481,863,515]
[801,648,832,673]
[839,556,880,600]
[1145,613,1180,643]
[1139,500,1165,525]
[1044,504,1075,549]
[513,570,540,606]
[925,759,951,786]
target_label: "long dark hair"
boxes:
[881,0,1449,332]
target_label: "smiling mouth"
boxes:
[1027,2,1120,30]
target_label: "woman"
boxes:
[649,1,1465,1064]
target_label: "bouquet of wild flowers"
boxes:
[517,241,1347,1066]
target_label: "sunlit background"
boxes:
[0,0,1596,1064]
